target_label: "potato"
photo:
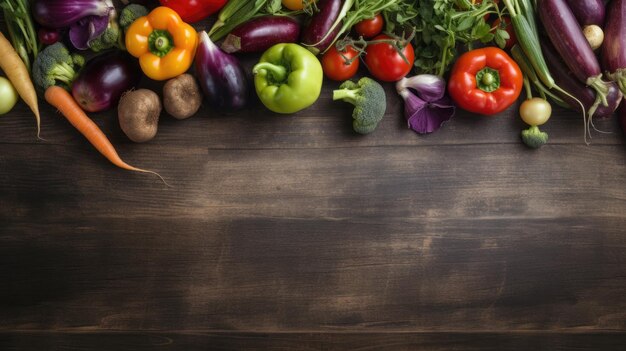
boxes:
[118,89,161,143]
[163,74,202,119]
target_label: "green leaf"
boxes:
[481,33,495,43]
[497,29,510,40]
[472,21,491,38]
[456,17,474,32]
[495,34,506,48]
[265,0,282,14]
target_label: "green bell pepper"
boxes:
[252,43,323,114]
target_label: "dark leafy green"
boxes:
[384,0,502,76]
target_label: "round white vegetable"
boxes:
[520,98,552,126]
[583,25,604,51]
[0,76,18,115]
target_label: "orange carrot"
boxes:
[44,86,168,185]
[0,32,41,138]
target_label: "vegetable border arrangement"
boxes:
[0,0,624,185]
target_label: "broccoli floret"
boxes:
[32,42,85,91]
[89,10,123,52]
[332,77,387,134]
[521,125,549,149]
[119,4,149,32]
[72,53,85,68]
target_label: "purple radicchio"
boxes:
[33,0,114,29]
[68,14,111,50]
[396,75,455,134]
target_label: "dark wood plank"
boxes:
[2,216,626,331]
[1,144,626,331]
[2,7,626,347]
[2,331,626,350]
[1,143,625,220]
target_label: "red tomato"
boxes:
[322,45,360,81]
[159,0,227,23]
[492,17,517,49]
[364,35,415,82]
[354,14,384,39]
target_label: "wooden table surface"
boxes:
[2,23,626,351]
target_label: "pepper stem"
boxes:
[475,67,501,93]
[252,62,288,84]
[148,30,174,57]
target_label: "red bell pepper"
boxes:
[159,0,227,23]
[448,47,523,115]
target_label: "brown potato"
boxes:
[118,89,161,143]
[163,74,202,119]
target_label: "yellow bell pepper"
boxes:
[125,6,198,81]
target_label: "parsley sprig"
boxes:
[384,0,506,76]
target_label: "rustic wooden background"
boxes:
[2,14,626,351]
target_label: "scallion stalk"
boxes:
[0,0,39,71]
[208,0,267,41]
[511,45,567,107]
[503,0,588,142]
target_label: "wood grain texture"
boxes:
[2,331,626,350]
[2,11,626,351]
[2,143,626,333]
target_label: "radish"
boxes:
[583,25,604,51]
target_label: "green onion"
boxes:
[517,0,538,42]
[503,0,588,142]
[511,45,567,107]
[0,0,39,71]
[208,0,251,36]
[208,0,265,41]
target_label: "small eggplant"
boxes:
[564,0,605,27]
[72,51,141,113]
[602,0,626,94]
[301,0,343,54]
[195,31,250,111]
[539,0,602,84]
[222,16,301,54]
[542,41,622,119]
[539,0,613,118]
[619,101,626,134]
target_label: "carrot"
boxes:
[0,32,41,138]
[44,86,169,186]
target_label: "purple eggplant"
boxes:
[221,16,300,54]
[619,102,626,133]
[602,0,626,94]
[32,0,114,29]
[539,0,612,114]
[301,0,342,55]
[71,51,141,113]
[195,31,250,111]
[542,41,622,119]
[539,0,601,84]
[564,0,605,27]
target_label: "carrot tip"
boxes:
[136,168,172,187]
[151,171,172,188]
